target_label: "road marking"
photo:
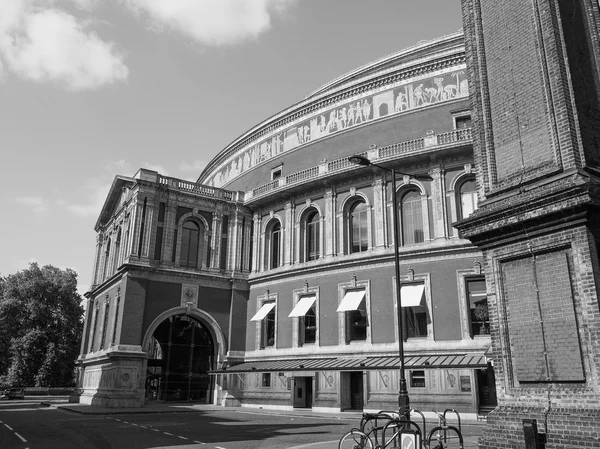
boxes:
[193,441,205,444]
[4,424,13,430]
[152,428,159,432]
[15,432,27,443]
[216,446,227,449]
[139,425,147,429]
[131,423,138,426]
[163,432,173,436]
[177,435,188,440]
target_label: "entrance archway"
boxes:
[146,314,215,402]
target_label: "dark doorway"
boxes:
[350,371,364,410]
[146,314,214,402]
[293,376,313,408]
[477,364,497,413]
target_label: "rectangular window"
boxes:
[301,305,317,345]
[337,285,370,345]
[401,284,427,339]
[410,370,426,388]
[345,292,368,342]
[455,115,472,129]
[262,305,276,348]
[466,278,489,336]
[271,165,283,180]
[262,373,271,387]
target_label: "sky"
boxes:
[1,0,463,296]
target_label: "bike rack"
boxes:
[443,408,462,435]
[410,408,427,439]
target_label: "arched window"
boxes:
[180,221,200,268]
[270,222,282,269]
[458,179,478,220]
[401,190,424,245]
[303,209,320,262]
[349,201,368,253]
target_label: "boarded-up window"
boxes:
[502,251,584,383]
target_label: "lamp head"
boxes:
[412,173,433,182]
[348,155,371,166]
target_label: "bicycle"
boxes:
[426,410,464,449]
[338,410,424,449]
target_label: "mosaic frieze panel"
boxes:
[207,68,468,188]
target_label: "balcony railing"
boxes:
[157,175,238,201]
[247,128,472,202]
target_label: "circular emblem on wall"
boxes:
[122,373,130,382]
[327,375,334,384]
[382,374,389,385]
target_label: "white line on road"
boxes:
[193,441,205,444]
[152,428,159,432]
[216,446,227,449]
[15,432,27,443]
[4,424,13,430]
[139,425,147,429]
[177,436,188,440]
[131,423,138,426]
[163,432,173,436]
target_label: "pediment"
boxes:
[94,175,135,230]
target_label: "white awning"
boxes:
[336,290,366,312]
[400,284,425,307]
[249,302,276,321]
[288,296,316,317]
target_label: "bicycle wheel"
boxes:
[338,429,375,449]
[427,426,463,449]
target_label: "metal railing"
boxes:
[249,128,472,201]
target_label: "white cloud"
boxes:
[123,0,297,46]
[142,162,168,175]
[61,158,131,218]
[178,159,207,174]
[14,195,49,213]
[0,0,128,91]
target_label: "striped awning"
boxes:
[210,354,488,374]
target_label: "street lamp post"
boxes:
[348,154,431,421]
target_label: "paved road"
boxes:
[0,399,484,449]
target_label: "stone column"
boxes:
[210,211,223,269]
[91,234,104,287]
[284,202,294,266]
[372,177,387,248]
[428,167,447,240]
[252,213,261,272]
[324,190,336,257]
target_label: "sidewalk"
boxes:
[46,400,484,448]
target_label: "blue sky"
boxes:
[1,0,463,295]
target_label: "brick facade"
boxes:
[459,0,600,446]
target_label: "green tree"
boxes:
[0,263,84,387]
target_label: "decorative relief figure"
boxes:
[207,70,468,188]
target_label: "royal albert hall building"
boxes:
[74,31,497,416]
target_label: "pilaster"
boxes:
[324,190,336,257]
[429,167,448,240]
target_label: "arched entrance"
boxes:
[146,314,214,402]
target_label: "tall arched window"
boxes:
[180,221,200,268]
[401,190,424,245]
[304,209,320,261]
[270,222,282,269]
[349,201,368,253]
[458,179,478,220]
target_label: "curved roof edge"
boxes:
[198,30,465,184]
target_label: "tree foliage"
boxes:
[0,263,84,387]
